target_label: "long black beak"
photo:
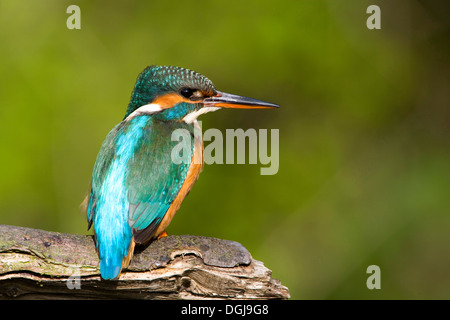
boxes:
[203,91,280,109]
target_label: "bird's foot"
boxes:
[157,231,168,240]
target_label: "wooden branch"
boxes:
[0,225,289,299]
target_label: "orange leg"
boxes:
[157,231,168,240]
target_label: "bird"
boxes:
[86,65,279,280]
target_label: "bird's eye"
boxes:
[180,88,196,99]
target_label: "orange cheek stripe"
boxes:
[153,93,199,109]
[153,93,185,109]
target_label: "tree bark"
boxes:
[0,224,289,299]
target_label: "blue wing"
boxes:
[87,116,193,279]
[126,119,193,243]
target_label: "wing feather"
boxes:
[126,119,194,243]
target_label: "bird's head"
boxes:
[124,65,279,123]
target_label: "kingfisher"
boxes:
[86,65,279,280]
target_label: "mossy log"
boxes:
[0,224,289,299]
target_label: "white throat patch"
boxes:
[125,103,162,120]
[183,107,221,124]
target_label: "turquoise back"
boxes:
[87,115,194,279]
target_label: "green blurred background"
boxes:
[0,0,449,299]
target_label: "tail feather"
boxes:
[99,238,136,280]
[100,258,123,280]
